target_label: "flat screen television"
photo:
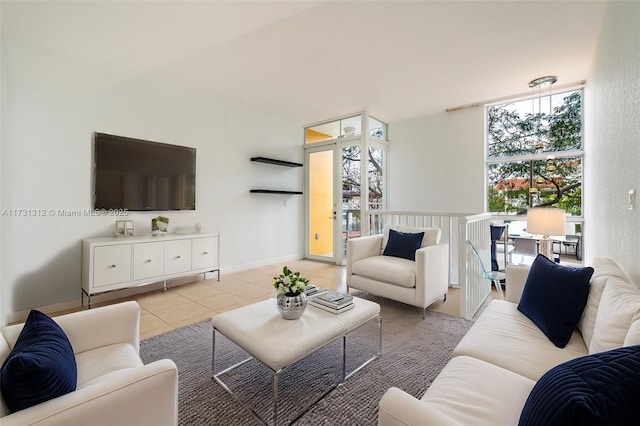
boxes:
[93,132,196,211]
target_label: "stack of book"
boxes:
[309,291,354,314]
[304,284,323,297]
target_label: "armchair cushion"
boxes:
[352,255,416,288]
[383,229,424,261]
[517,254,594,348]
[0,310,77,413]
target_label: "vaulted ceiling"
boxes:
[2,1,608,125]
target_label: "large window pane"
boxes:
[489,156,582,216]
[488,90,582,158]
[487,89,583,216]
[342,145,361,253]
[368,146,384,210]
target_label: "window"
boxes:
[486,89,583,216]
[305,115,361,144]
[305,115,388,144]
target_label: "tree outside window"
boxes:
[487,89,583,216]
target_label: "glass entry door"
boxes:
[305,142,364,265]
[305,145,338,263]
[304,113,388,265]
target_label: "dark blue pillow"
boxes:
[0,310,77,412]
[517,254,594,348]
[519,345,640,426]
[383,229,424,261]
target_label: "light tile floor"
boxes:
[53,259,465,340]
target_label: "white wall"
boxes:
[388,107,485,213]
[0,25,5,326]
[2,40,303,319]
[584,0,640,283]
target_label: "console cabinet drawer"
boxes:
[192,236,218,270]
[164,240,192,275]
[93,245,132,288]
[133,241,165,280]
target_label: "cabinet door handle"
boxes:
[175,255,181,259]
[145,259,152,263]
[203,251,208,255]
[110,264,117,268]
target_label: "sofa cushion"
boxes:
[453,300,588,381]
[517,254,594,348]
[519,345,640,426]
[0,310,77,413]
[625,320,640,347]
[381,225,441,254]
[579,258,631,349]
[352,255,416,288]
[422,355,535,426]
[383,229,424,261]
[589,278,640,354]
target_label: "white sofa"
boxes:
[0,301,178,426]
[378,257,640,425]
[346,225,449,316]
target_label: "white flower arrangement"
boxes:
[273,266,309,296]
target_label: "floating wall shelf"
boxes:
[250,157,303,167]
[250,156,303,195]
[250,190,303,195]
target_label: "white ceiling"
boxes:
[2,0,608,125]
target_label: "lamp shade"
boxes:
[527,207,566,236]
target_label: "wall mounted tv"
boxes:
[93,132,196,211]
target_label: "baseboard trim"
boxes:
[221,254,302,275]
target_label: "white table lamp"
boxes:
[526,207,566,261]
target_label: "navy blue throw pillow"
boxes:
[517,254,594,348]
[383,229,425,261]
[0,310,77,413]
[519,345,640,426]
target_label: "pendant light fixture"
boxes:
[528,75,557,199]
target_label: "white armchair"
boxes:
[0,301,178,426]
[346,225,449,316]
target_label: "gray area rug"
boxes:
[140,294,473,425]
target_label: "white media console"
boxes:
[82,232,220,308]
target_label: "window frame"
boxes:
[485,86,585,217]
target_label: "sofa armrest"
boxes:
[2,301,141,355]
[378,387,462,426]
[347,234,384,277]
[415,243,449,306]
[1,359,178,426]
[57,301,141,354]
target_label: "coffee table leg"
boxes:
[211,327,219,378]
[342,335,347,382]
[377,315,382,356]
[273,372,279,426]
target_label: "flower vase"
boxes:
[277,293,307,320]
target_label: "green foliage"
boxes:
[487,90,583,215]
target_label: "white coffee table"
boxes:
[211,296,381,425]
